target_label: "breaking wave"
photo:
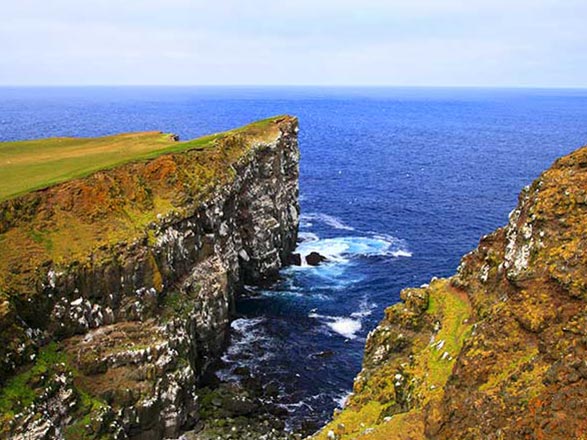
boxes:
[295,235,411,266]
[308,312,362,339]
[300,213,355,231]
[218,317,274,380]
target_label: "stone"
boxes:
[288,252,302,266]
[310,350,335,359]
[305,252,327,266]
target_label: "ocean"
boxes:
[2,86,587,429]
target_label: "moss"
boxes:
[317,280,472,439]
[0,341,111,438]
[147,252,164,293]
[0,342,68,418]
[28,228,53,252]
[415,282,472,392]
[63,389,107,440]
[160,287,199,321]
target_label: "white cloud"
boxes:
[1,0,586,86]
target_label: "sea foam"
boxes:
[295,236,410,267]
[301,213,355,231]
[308,312,362,339]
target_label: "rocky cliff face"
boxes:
[0,116,299,439]
[314,144,587,440]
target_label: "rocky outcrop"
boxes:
[305,252,327,266]
[0,116,299,439]
[314,144,587,439]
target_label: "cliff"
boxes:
[0,116,300,439]
[315,144,587,439]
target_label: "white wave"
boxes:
[298,231,319,243]
[334,391,352,409]
[301,213,355,231]
[295,236,410,267]
[369,233,413,257]
[308,312,362,339]
[329,317,361,339]
[230,317,265,333]
[391,249,413,257]
[280,400,312,409]
[350,297,377,319]
[223,318,273,360]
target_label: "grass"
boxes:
[0,342,68,419]
[0,132,176,202]
[63,388,107,440]
[413,281,472,394]
[314,279,473,440]
[0,116,283,203]
[0,340,110,439]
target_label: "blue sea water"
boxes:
[2,86,587,429]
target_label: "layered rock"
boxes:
[314,144,587,439]
[0,116,299,439]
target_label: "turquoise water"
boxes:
[2,86,587,429]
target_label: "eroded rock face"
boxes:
[287,253,302,266]
[0,117,299,439]
[314,144,587,440]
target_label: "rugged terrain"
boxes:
[0,116,300,439]
[315,144,587,439]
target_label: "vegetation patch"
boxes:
[0,341,111,438]
[315,279,473,439]
[0,342,68,419]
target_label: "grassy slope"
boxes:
[314,279,472,440]
[0,117,279,202]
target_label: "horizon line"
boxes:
[1,84,587,90]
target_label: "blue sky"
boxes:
[1,0,586,87]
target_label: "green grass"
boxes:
[160,286,200,321]
[0,115,285,202]
[415,281,473,390]
[0,342,68,417]
[63,388,107,440]
[314,279,473,440]
[0,341,109,438]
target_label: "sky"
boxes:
[1,0,586,87]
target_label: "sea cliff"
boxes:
[0,116,299,439]
[315,144,587,439]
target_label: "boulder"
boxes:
[306,252,327,266]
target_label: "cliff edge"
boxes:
[315,144,587,439]
[0,116,300,439]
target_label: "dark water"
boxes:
[2,86,587,429]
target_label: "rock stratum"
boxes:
[315,145,587,440]
[0,116,300,439]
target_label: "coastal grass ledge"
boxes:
[0,115,285,202]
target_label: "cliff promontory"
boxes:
[315,145,587,439]
[0,116,299,439]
